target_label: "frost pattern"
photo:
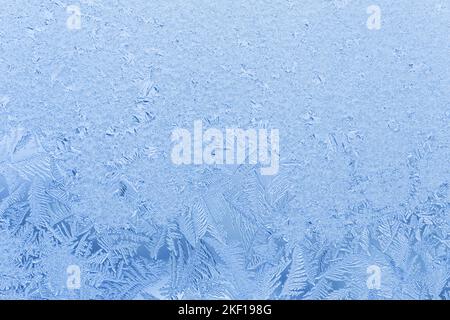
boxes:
[0,0,449,300]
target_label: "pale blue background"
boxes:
[0,0,449,299]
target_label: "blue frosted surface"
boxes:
[0,0,449,299]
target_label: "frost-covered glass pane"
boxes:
[0,0,449,300]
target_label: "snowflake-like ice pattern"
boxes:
[0,1,449,300]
